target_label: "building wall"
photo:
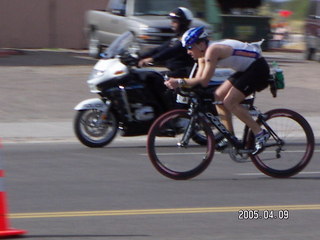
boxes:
[0,0,108,49]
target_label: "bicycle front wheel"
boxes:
[250,108,315,178]
[147,109,215,180]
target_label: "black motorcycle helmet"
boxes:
[169,7,193,36]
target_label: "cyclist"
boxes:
[164,26,270,155]
[138,7,195,78]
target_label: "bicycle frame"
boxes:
[179,91,275,155]
[201,111,244,149]
[205,105,285,155]
[178,95,244,150]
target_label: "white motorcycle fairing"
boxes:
[87,58,128,93]
[74,98,110,112]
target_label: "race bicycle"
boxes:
[146,80,315,180]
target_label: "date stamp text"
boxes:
[238,209,289,220]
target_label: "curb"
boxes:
[0,49,24,57]
[0,117,318,144]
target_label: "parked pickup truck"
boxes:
[85,0,212,58]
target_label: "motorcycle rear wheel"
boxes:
[74,109,118,148]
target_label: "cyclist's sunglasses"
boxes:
[186,45,194,50]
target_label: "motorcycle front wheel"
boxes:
[74,109,118,148]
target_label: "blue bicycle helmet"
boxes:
[181,26,208,47]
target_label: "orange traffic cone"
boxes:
[0,140,27,237]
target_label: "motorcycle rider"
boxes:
[138,7,196,111]
[138,7,195,78]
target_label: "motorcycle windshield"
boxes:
[103,32,136,59]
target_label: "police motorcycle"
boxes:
[74,31,233,147]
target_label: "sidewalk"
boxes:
[0,121,75,143]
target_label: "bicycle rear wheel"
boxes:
[250,109,314,178]
[147,109,215,180]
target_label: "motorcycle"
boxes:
[74,31,175,147]
[74,31,234,148]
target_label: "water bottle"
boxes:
[272,61,285,89]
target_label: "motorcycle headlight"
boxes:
[90,69,105,79]
[88,70,104,93]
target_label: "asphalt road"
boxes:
[3,142,320,240]
[0,49,320,239]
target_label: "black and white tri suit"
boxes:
[213,39,270,96]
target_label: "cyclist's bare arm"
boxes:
[186,44,233,87]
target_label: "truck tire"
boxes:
[88,30,103,58]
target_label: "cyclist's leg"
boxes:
[215,77,262,139]
[224,86,271,154]
[224,86,261,135]
[214,80,234,134]
[225,58,270,153]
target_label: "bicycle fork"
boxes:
[177,115,197,148]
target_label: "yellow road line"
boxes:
[9,204,320,219]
